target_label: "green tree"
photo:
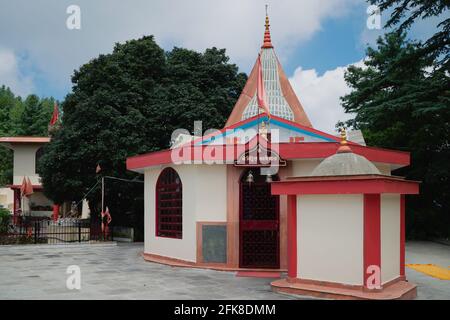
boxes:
[0,86,17,185]
[37,36,246,227]
[9,94,54,136]
[370,0,449,69]
[341,31,450,239]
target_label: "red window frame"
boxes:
[155,167,182,239]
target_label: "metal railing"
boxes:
[0,217,113,245]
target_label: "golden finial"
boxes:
[340,127,348,145]
[336,127,352,153]
[265,4,270,29]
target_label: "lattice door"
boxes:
[240,171,280,269]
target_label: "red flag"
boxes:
[256,54,270,117]
[20,177,27,196]
[104,207,112,224]
[25,177,34,196]
[20,176,33,196]
[50,102,59,126]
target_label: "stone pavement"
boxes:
[0,243,297,300]
[0,241,448,300]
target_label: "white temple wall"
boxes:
[144,164,227,262]
[290,159,322,177]
[381,194,401,284]
[297,194,364,285]
[12,144,42,185]
[193,164,227,222]
[144,165,197,262]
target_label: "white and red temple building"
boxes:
[0,136,75,221]
[0,137,54,219]
[127,15,419,299]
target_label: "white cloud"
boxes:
[0,48,34,96]
[289,60,364,134]
[0,0,359,97]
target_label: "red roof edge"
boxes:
[0,137,50,143]
[126,141,410,171]
[271,175,420,196]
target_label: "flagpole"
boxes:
[101,176,105,214]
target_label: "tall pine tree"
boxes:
[341,32,449,239]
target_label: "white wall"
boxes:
[290,159,321,177]
[297,194,364,285]
[144,164,227,262]
[0,188,14,211]
[12,145,42,185]
[194,165,227,222]
[381,194,400,284]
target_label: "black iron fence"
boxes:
[0,217,113,245]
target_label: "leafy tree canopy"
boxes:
[341,31,449,239]
[37,36,247,223]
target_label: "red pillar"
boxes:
[13,189,18,224]
[400,195,405,277]
[363,194,381,287]
[13,189,19,224]
[287,195,297,279]
[52,204,60,222]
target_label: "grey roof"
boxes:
[311,152,381,177]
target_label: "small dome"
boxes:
[311,152,381,177]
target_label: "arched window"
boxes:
[156,167,182,239]
[35,147,44,172]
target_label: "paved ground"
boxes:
[0,241,448,300]
[405,241,450,300]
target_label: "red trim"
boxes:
[8,184,43,190]
[400,195,406,277]
[0,137,50,143]
[127,142,410,170]
[287,195,297,278]
[364,194,381,287]
[271,176,419,196]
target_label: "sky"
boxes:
[0,0,442,133]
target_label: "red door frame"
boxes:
[239,171,280,269]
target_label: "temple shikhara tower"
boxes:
[127,13,419,299]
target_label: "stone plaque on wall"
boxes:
[202,225,227,263]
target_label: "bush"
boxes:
[0,208,11,234]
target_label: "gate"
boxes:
[0,217,112,245]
